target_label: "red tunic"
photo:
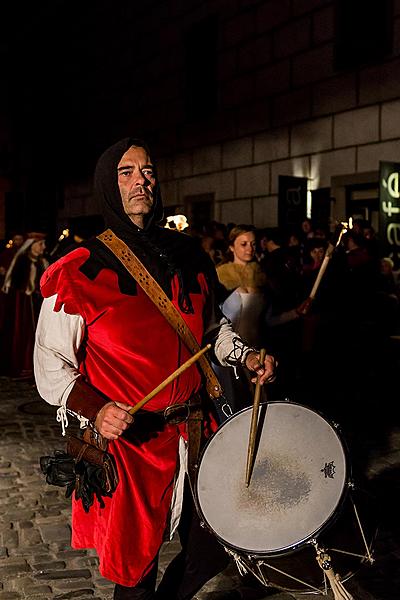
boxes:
[40,246,211,586]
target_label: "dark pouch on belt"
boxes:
[40,433,119,513]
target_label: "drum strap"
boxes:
[97,229,223,400]
[97,229,221,483]
[187,392,203,487]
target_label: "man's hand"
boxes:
[94,401,134,440]
[296,297,314,317]
[245,351,277,385]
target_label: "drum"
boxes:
[195,402,375,594]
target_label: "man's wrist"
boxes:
[66,378,109,423]
[241,347,257,368]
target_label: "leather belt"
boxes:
[142,400,202,426]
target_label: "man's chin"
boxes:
[125,206,153,219]
[125,200,153,213]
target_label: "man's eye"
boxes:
[119,170,132,177]
[142,169,154,177]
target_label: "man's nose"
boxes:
[133,171,151,188]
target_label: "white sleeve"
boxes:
[203,285,256,367]
[213,318,255,367]
[34,294,86,409]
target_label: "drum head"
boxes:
[196,402,347,555]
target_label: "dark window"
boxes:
[184,193,214,232]
[311,188,332,231]
[184,16,218,121]
[345,182,379,231]
[334,0,393,70]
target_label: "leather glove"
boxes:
[39,451,76,498]
[74,461,113,513]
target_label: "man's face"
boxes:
[117,146,156,226]
[30,240,46,257]
[13,235,24,248]
[310,247,325,263]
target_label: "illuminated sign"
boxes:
[278,176,308,229]
[379,161,400,265]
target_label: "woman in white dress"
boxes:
[216,225,267,413]
[217,225,267,347]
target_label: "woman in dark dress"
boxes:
[1,234,49,378]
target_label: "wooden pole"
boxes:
[128,344,211,416]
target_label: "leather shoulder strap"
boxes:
[97,229,222,399]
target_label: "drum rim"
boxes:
[195,400,352,557]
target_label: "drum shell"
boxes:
[195,402,375,592]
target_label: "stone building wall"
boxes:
[152,0,400,230]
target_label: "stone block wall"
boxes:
[154,0,400,229]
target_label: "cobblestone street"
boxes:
[0,377,399,599]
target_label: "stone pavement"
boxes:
[0,377,399,599]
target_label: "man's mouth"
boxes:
[130,193,150,200]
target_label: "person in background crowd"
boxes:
[302,239,326,282]
[375,257,400,336]
[0,232,25,331]
[363,223,380,260]
[217,225,266,348]
[344,230,372,270]
[199,234,218,264]
[313,225,328,241]
[285,229,303,273]
[0,232,25,274]
[380,257,398,296]
[351,217,365,236]
[204,221,228,266]
[258,228,301,311]
[300,218,314,240]
[0,233,48,378]
[33,137,275,600]
[258,229,305,397]
[255,228,269,262]
[0,232,25,282]
[215,225,267,413]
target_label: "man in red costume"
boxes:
[34,138,275,600]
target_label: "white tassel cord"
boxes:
[56,406,69,436]
[316,551,355,600]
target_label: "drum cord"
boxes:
[329,497,374,564]
[227,550,325,595]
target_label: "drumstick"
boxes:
[128,344,211,416]
[245,348,266,487]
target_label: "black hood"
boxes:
[94,137,164,240]
[82,137,216,313]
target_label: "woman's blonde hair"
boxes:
[228,224,256,245]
